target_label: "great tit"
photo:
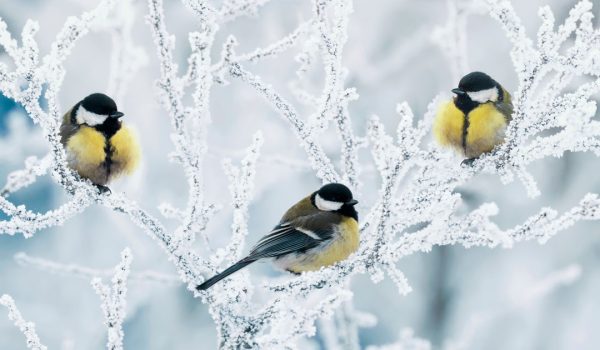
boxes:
[433,71,513,163]
[196,183,359,290]
[60,93,140,192]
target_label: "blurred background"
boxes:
[1,0,600,349]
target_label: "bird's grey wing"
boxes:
[495,89,513,123]
[60,110,79,145]
[248,212,339,259]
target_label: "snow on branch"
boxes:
[431,0,486,81]
[0,0,213,292]
[91,248,133,350]
[0,295,47,350]
[366,328,431,350]
[2,0,600,348]
[103,0,149,102]
[220,132,263,263]
[446,264,582,349]
[0,0,121,236]
[0,190,93,238]
[318,301,374,350]
[264,0,600,315]
[15,252,180,285]
[255,289,353,348]
[479,0,600,194]
[147,0,218,253]
[312,0,360,189]
[1,154,52,197]
[388,193,600,262]
[211,20,312,83]
[228,61,340,183]
[218,0,271,23]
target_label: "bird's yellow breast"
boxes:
[288,218,359,273]
[434,100,508,158]
[433,100,465,152]
[465,103,507,155]
[110,126,140,174]
[66,126,106,166]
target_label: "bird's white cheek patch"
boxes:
[467,88,498,103]
[76,106,107,126]
[315,194,343,211]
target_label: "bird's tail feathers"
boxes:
[196,258,256,291]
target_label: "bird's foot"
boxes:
[461,158,477,167]
[95,184,112,194]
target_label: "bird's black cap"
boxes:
[456,71,497,93]
[317,183,356,205]
[81,93,119,116]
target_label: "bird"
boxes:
[433,71,513,164]
[196,183,359,290]
[60,93,140,193]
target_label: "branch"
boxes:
[1,154,52,196]
[0,295,47,350]
[229,62,339,183]
[15,252,180,285]
[91,248,133,350]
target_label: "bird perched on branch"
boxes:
[60,93,140,192]
[196,183,359,290]
[433,71,513,164]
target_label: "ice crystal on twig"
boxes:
[91,248,132,350]
[0,295,47,350]
[366,328,431,350]
[2,0,600,347]
[15,252,180,285]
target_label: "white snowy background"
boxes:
[1,0,600,349]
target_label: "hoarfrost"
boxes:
[1,0,600,348]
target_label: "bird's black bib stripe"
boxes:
[94,118,121,180]
[337,203,358,221]
[102,138,115,179]
[453,95,478,156]
[461,112,470,154]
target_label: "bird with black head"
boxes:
[196,183,359,290]
[60,93,140,192]
[433,71,513,164]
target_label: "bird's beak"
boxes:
[346,199,358,206]
[110,111,124,119]
[451,88,466,96]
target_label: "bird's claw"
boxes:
[95,185,112,194]
[461,158,477,167]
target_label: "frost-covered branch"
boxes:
[366,329,431,350]
[218,0,271,23]
[431,0,485,81]
[1,154,52,196]
[312,0,360,189]
[211,20,312,82]
[0,295,47,350]
[481,0,600,194]
[15,252,180,285]
[0,0,120,235]
[147,0,218,254]
[91,248,132,350]
[318,301,374,350]
[104,0,148,102]
[228,62,340,183]
[221,132,263,263]
[2,0,600,348]
[0,190,93,237]
[446,264,582,349]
